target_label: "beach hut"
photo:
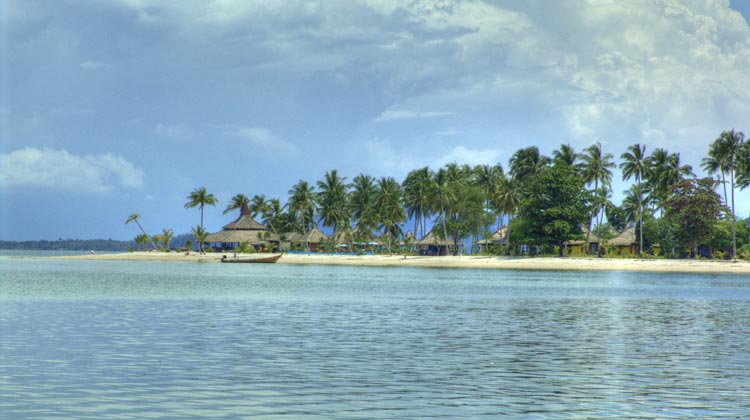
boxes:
[478,226,509,254]
[609,226,638,256]
[204,207,276,251]
[284,224,328,252]
[565,226,600,256]
[417,231,455,256]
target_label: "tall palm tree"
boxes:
[288,180,318,250]
[125,213,158,250]
[350,174,378,233]
[581,143,615,252]
[317,170,350,241]
[620,143,648,255]
[402,167,434,239]
[704,130,744,258]
[374,176,406,254]
[622,183,652,243]
[184,187,218,230]
[249,194,267,219]
[430,167,455,251]
[495,176,521,255]
[702,145,730,206]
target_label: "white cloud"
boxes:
[375,110,454,122]
[433,146,503,168]
[235,127,297,153]
[154,123,194,141]
[0,148,144,193]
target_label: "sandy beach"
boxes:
[52,251,750,274]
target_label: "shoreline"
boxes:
[49,251,750,274]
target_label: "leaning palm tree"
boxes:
[184,187,218,230]
[125,213,158,250]
[620,143,649,255]
[581,143,615,253]
[495,176,521,255]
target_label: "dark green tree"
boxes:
[517,165,592,256]
[663,178,724,258]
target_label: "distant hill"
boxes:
[0,239,132,251]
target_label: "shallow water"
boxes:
[1,255,750,418]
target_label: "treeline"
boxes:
[0,239,132,251]
[139,129,749,259]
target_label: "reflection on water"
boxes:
[1,258,750,418]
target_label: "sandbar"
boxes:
[52,251,750,274]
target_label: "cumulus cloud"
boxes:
[0,148,145,193]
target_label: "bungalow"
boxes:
[478,226,509,254]
[204,208,276,251]
[284,224,328,252]
[609,226,638,256]
[417,231,456,256]
[565,226,600,256]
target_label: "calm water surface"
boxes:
[1,254,750,419]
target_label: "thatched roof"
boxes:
[222,213,266,231]
[399,230,416,246]
[333,226,381,245]
[610,226,636,246]
[478,226,508,245]
[205,211,270,244]
[565,226,600,245]
[204,229,276,245]
[417,231,453,246]
[285,225,329,244]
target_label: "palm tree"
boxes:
[509,146,551,180]
[374,176,406,254]
[184,187,218,230]
[581,143,615,252]
[620,143,648,255]
[288,180,318,251]
[224,194,251,216]
[473,164,504,224]
[260,198,284,250]
[704,130,744,258]
[350,174,378,234]
[402,167,434,239]
[430,167,455,252]
[317,170,350,241]
[622,183,652,251]
[552,143,580,169]
[249,194,267,219]
[191,225,209,254]
[495,176,521,255]
[154,228,174,251]
[125,213,158,250]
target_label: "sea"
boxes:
[1,251,749,419]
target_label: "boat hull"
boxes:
[220,254,282,263]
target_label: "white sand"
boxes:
[53,251,750,274]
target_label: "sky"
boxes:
[2,0,750,241]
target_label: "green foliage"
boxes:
[643,217,679,258]
[663,178,724,257]
[517,165,592,255]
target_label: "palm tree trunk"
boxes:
[731,168,736,259]
[505,215,513,256]
[135,220,158,250]
[441,207,449,256]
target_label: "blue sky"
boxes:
[2,0,750,241]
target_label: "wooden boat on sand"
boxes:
[220,254,282,263]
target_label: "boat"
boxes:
[220,254,282,263]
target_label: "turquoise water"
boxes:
[1,254,750,418]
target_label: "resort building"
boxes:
[478,226,509,254]
[204,207,276,251]
[417,231,456,256]
[608,226,638,256]
[284,225,328,252]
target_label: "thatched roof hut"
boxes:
[478,226,508,246]
[399,230,416,246]
[417,231,453,246]
[205,206,273,247]
[285,225,329,246]
[609,226,636,247]
[564,226,600,246]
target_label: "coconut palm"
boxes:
[350,174,378,233]
[288,180,318,251]
[249,194,267,219]
[552,143,581,170]
[703,130,744,258]
[495,176,521,255]
[581,143,615,252]
[184,187,218,230]
[374,176,406,254]
[402,167,434,239]
[224,194,251,216]
[191,225,209,254]
[125,213,158,250]
[473,164,504,218]
[622,183,652,250]
[430,167,455,250]
[154,228,174,251]
[620,143,649,255]
[317,170,350,241]
[509,146,551,180]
